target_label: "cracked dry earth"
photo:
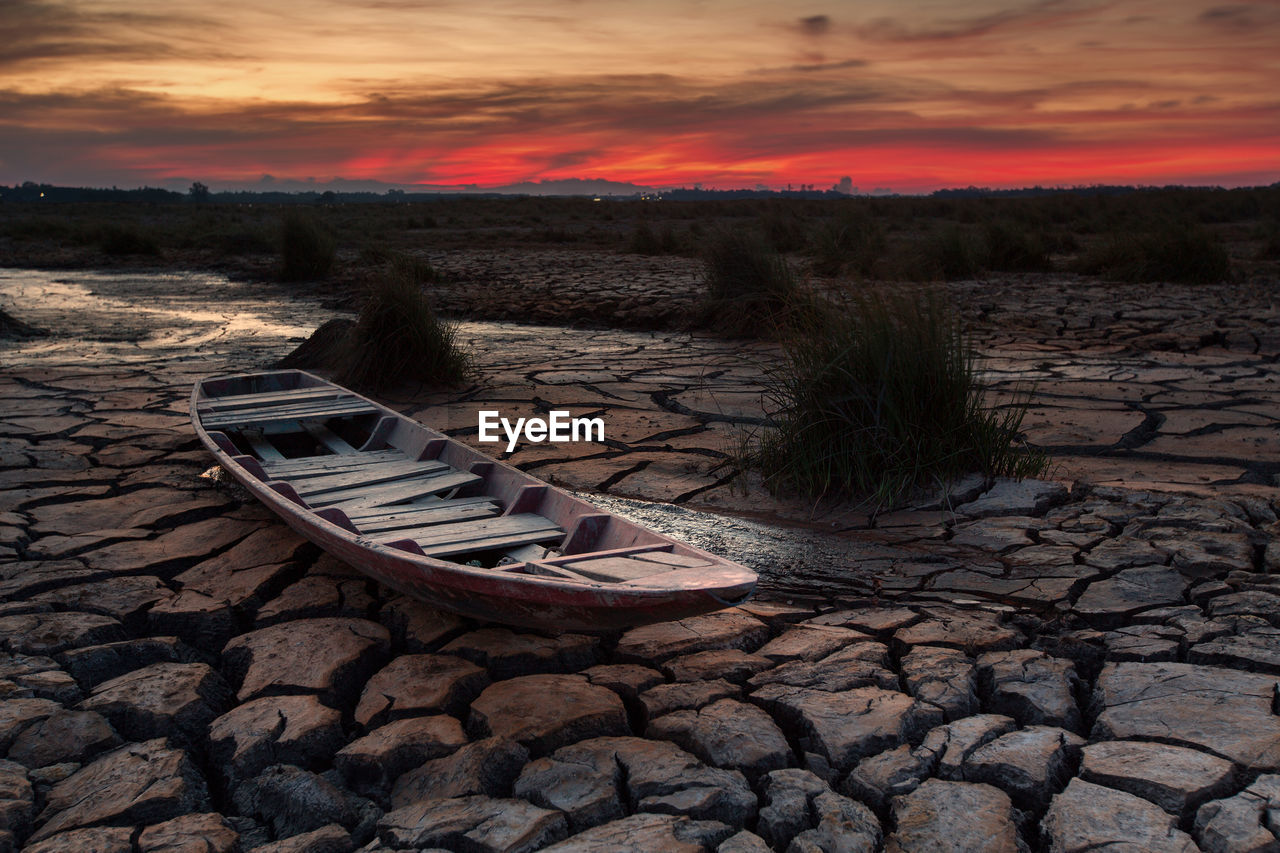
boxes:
[2,266,1280,852]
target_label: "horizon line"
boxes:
[6,177,1279,200]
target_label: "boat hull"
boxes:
[191,370,756,631]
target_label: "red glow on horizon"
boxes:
[102,134,1280,194]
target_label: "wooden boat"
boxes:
[190,369,756,630]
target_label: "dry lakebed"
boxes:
[2,256,1280,852]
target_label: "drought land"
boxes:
[2,187,1280,851]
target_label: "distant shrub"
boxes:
[809,214,884,277]
[98,224,159,256]
[869,245,942,282]
[398,254,441,284]
[627,223,662,254]
[697,228,812,336]
[741,287,1047,507]
[627,222,682,255]
[927,226,986,280]
[357,246,439,283]
[357,244,394,266]
[982,220,1051,272]
[1257,221,1280,261]
[660,225,684,254]
[859,220,1054,281]
[1074,221,1231,283]
[1043,229,1080,254]
[535,226,579,243]
[337,261,471,390]
[760,211,808,253]
[208,227,274,255]
[1,217,74,242]
[279,210,335,281]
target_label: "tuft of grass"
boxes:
[279,210,335,281]
[1074,220,1231,283]
[337,259,472,390]
[741,287,1047,508]
[697,228,812,337]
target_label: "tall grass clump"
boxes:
[698,228,810,336]
[1074,221,1231,283]
[743,288,1047,507]
[279,210,335,281]
[337,259,472,390]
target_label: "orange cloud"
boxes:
[1,0,1276,191]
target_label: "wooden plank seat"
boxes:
[304,423,363,455]
[198,387,352,412]
[311,470,482,510]
[556,556,684,582]
[262,449,410,477]
[374,513,564,558]
[551,551,713,583]
[348,497,502,533]
[622,551,715,568]
[343,494,495,521]
[243,432,286,462]
[202,398,378,429]
[290,459,450,497]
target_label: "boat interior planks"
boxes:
[309,470,484,509]
[261,450,411,478]
[201,398,380,430]
[196,386,351,411]
[344,498,503,533]
[191,369,757,630]
[380,513,566,557]
[289,459,451,496]
[243,431,287,462]
[304,422,363,455]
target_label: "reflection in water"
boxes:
[0,268,339,369]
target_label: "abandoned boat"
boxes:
[190,369,757,630]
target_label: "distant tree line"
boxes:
[2,179,1277,205]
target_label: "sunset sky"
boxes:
[3,0,1278,192]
